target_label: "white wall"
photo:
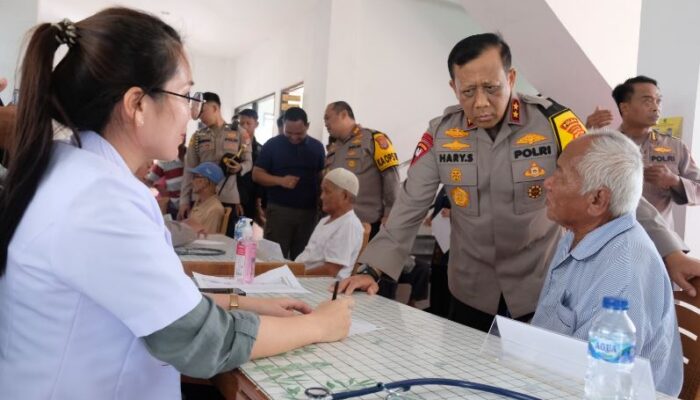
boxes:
[545,0,641,89]
[0,0,38,103]
[225,0,332,139]
[324,0,537,163]
[221,0,537,163]
[188,52,235,113]
[460,0,622,125]
[324,0,480,163]
[638,0,700,248]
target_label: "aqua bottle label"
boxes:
[588,338,635,363]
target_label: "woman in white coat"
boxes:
[0,8,352,399]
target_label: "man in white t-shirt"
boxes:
[296,168,364,279]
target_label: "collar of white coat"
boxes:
[78,131,133,177]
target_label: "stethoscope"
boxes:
[303,378,542,399]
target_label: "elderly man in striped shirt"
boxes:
[531,129,683,396]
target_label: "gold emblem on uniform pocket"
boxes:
[445,128,469,138]
[347,160,357,169]
[450,168,462,183]
[516,133,547,145]
[653,146,672,153]
[441,140,470,151]
[524,162,546,178]
[528,184,543,199]
[451,187,469,207]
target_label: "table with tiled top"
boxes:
[177,234,236,263]
[176,234,306,276]
[210,277,675,400]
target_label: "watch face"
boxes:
[359,266,379,281]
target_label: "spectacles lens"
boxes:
[191,92,203,120]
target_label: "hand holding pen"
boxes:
[312,280,354,342]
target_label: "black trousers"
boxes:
[263,202,318,260]
[369,220,381,240]
[425,244,450,318]
[448,294,534,333]
[377,259,430,302]
[221,202,241,238]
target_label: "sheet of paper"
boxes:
[191,239,226,247]
[495,316,656,400]
[255,238,287,262]
[431,213,451,253]
[192,272,236,289]
[348,318,380,337]
[193,266,310,294]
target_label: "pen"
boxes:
[332,280,340,300]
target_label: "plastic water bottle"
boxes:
[234,218,253,280]
[584,296,636,400]
[233,217,252,242]
[241,240,257,284]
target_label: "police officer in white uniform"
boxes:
[0,10,352,399]
[337,33,700,331]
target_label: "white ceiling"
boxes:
[38,0,320,58]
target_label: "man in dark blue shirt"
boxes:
[253,107,325,259]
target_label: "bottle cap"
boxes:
[602,296,629,310]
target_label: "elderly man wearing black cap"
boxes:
[179,92,252,237]
[295,168,364,279]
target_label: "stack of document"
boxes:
[192,266,310,294]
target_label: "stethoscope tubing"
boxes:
[314,377,541,399]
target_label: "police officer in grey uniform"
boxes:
[178,92,252,234]
[639,129,700,224]
[338,33,700,331]
[324,101,400,237]
[587,76,700,229]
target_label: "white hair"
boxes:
[576,128,643,217]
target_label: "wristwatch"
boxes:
[229,294,240,310]
[356,264,381,282]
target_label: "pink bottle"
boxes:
[242,240,257,284]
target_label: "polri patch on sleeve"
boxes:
[373,132,399,172]
[548,109,587,151]
[411,132,434,166]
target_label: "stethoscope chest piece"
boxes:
[304,386,332,399]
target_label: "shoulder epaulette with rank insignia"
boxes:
[371,130,399,172]
[520,93,553,108]
[435,105,465,131]
[532,96,587,152]
[189,132,201,153]
[653,128,676,141]
[442,104,462,116]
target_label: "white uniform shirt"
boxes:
[0,132,202,399]
[295,210,364,279]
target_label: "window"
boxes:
[235,93,276,145]
[235,102,254,114]
[254,94,275,144]
[280,82,304,114]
